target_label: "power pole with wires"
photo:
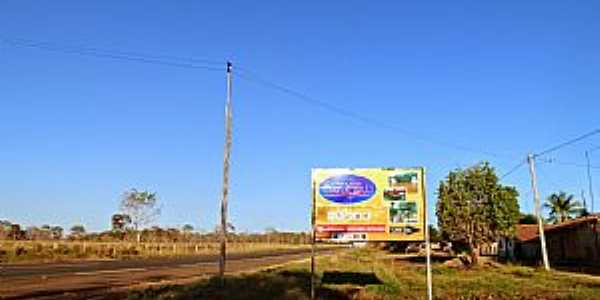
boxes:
[526,154,550,271]
[219,61,233,284]
[585,150,595,213]
[581,190,588,212]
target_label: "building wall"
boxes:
[516,221,600,266]
[498,237,515,260]
[518,241,541,262]
[545,222,600,265]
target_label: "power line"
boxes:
[588,145,600,153]
[535,129,600,158]
[535,163,565,192]
[0,36,223,71]
[3,36,224,65]
[540,158,600,170]
[500,160,527,180]
[236,69,518,160]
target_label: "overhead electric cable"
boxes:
[236,69,518,161]
[0,36,223,71]
[500,160,527,180]
[535,129,600,157]
[540,159,600,170]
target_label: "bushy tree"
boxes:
[120,189,161,242]
[436,162,519,264]
[0,220,11,239]
[111,213,131,231]
[70,224,86,238]
[428,225,442,243]
[50,226,63,240]
[182,224,194,232]
[265,227,278,234]
[519,213,538,224]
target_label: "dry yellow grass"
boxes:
[0,241,311,263]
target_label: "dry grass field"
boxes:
[0,241,312,263]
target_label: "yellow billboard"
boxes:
[312,168,426,242]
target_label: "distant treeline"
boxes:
[0,220,311,244]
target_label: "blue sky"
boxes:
[1,1,600,233]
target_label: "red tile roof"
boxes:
[516,214,600,242]
[545,213,600,233]
[515,224,541,241]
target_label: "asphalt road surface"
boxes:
[0,248,336,300]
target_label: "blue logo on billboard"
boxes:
[319,175,376,204]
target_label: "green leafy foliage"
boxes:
[428,225,442,243]
[544,191,584,224]
[120,189,161,230]
[111,213,132,231]
[69,224,86,239]
[518,213,538,224]
[436,162,520,259]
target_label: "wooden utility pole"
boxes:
[526,154,550,271]
[586,151,595,213]
[219,61,233,283]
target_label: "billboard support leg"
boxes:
[425,222,433,300]
[423,168,433,300]
[310,233,316,300]
[311,179,317,300]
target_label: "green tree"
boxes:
[50,226,63,240]
[70,224,86,238]
[428,225,441,243]
[182,224,194,232]
[436,162,519,265]
[544,191,583,224]
[120,189,161,243]
[264,227,278,234]
[181,224,194,242]
[111,213,131,232]
[518,213,538,224]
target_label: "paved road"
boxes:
[0,248,334,300]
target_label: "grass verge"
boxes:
[125,248,600,300]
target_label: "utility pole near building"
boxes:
[585,150,595,213]
[527,154,550,271]
[219,61,233,284]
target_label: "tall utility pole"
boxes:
[527,154,550,271]
[219,61,233,283]
[581,190,587,212]
[585,151,595,213]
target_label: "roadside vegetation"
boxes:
[0,188,312,263]
[436,162,520,265]
[126,248,600,300]
[0,241,312,263]
[544,191,587,224]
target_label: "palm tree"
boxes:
[544,192,583,224]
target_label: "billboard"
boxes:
[312,168,426,242]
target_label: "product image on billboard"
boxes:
[312,168,426,242]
